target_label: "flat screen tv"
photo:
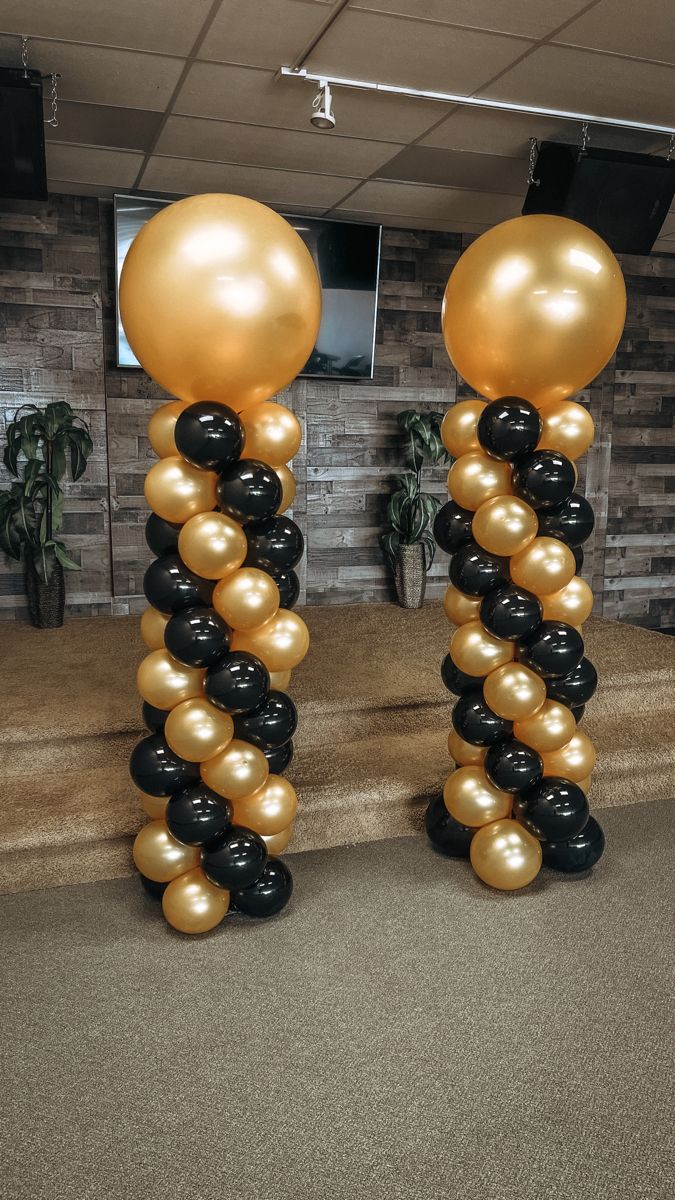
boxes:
[0,67,47,200]
[114,194,382,379]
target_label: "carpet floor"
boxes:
[1,798,673,1200]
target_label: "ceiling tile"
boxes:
[44,101,162,152]
[420,106,670,157]
[46,143,144,187]
[376,145,528,195]
[140,156,357,207]
[332,1,591,39]
[334,178,523,222]
[333,207,492,234]
[199,0,330,68]
[554,0,675,66]
[0,0,213,55]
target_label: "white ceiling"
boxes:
[1,0,673,249]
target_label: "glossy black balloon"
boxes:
[441,653,482,695]
[513,450,576,510]
[537,492,595,548]
[273,569,300,610]
[546,656,598,707]
[448,540,508,597]
[139,873,167,899]
[174,400,243,470]
[231,857,293,918]
[264,739,294,774]
[129,733,199,797]
[233,690,297,750]
[519,620,584,679]
[480,584,542,642]
[573,545,584,573]
[484,739,543,793]
[217,458,282,524]
[142,701,169,734]
[165,782,232,846]
[205,650,269,715]
[477,396,542,462]
[143,553,213,614]
[145,513,180,557]
[424,796,474,858]
[514,776,589,842]
[433,500,474,554]
[245,516,304,573]
[452,693,512,747]
[202,825,268,891]
[572,704,585,724]
[164,606,231,669]
[542,815,605,873]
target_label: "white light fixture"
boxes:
[311,80,335,130]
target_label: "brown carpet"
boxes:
[1,605,674,893]
[1,798,673,1200]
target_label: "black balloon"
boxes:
[264,740,294,774]
[142,701,169,734]
[448,540,508,597]
[203,826,268,891]
[233,690,297,750]
[433,500,474,554]
[480,584,542,642]
[441,653,482,695]
[519,621,584,679]
[129,733,199,797]
[273,570,300,610]
[145,513,180,558]
[205,650,269,715]
[477,396,542,463]
[484,739,543,793]
[143,553,213,614]
[452,693,512,747]
[139,873,168,899]
[231,857,293,918]
[514,776,589,842]
[165,782,232,846]
[513,450,576,510]
[164,606,231,669]
[573,545,584,573]
[174,400,243,470]
[537,492,595,548]
[546,656,598,707]
[542,815,605,873]
[245,516,304,573]
[217,458,282,524]
[424,796,474,858]
[572,704,585,724]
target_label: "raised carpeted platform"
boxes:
[1,604,674,893]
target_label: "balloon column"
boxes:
[120,194,321,932]
[427,215,625,890]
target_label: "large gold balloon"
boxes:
[263,826,294,855]
[275,465,296,515]
[119,193,321,408]
[514,699,576,753]
[441,399,486,457]
[442,214,626,407]
[470,818,542,890]
[178,511,247,581]
[137,649,204,710]
[164,697,234,763]
[132,819,199,882]
[472,495,538,557]
[213,568,280,632]
[541,576,594,625]
[232,775,298,836]
[443,583,482,627]
[443,765,511,828]
[162,867,229,934]
[510,537,576,596]
[448,452,513,512]
[144,456,218,525]
[577,774,592,795]
[448,729,487,767]
[450,620,514,677]
[541,730,596,781]
[241,401,302,466]
[139,792,167,820]
[483,662,546,722]
[140,607,168,651]
[269,669,292,690]
[231,609,309,672]
[147,400,185,459]
[538,399,595,460]
[201,738,269,801]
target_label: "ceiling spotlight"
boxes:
[311,80,335,130]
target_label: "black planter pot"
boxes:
[24,559,65,628]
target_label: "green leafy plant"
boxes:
[0,402,93,583]
[381,409,450,571]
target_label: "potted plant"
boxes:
[0,401,93,627]
[381,409,449,609]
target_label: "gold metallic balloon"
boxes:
[514,699,576,753]
[269,669,292,690]
[140,606,168,651]
[139,792,167,820]
[448,729,487,767]
[132,819,200,882]
[232,775,298,836]
[178,511,247,581]
[162,867,229,934]
[119,193,322,408]
[483,662,546,722]
[472,495,538,557]
[147,400,185,459]
[232,609,309,672]
[448,451,513,512]
[538,399,595,460]
[442,214,626,407]
[577,774,592,795]
[201,738,269,801]
[441,399,486,457]
[144,456,218,525]
[541,576,594,625]
[470,818,542,890]
[450,620,514,677]
[541,730,596,781]
[241,401,302,466]
[275,465,296,515]
[510,536,576,596]
[443,583,482,627]
[443,765,511,828]
[164,697,234,763]
[137,649,204,710]
[263,825,294,855]
[213,567,280,632]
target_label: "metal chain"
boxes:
[44,72,59,128]
[580,121,590,152]
[21,35,29,76]
[667,134,675,162]
[527,137,540,187]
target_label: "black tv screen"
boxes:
[114,194,381,379]
[0,67,47,200]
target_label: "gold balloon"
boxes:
[443,583,482,626]
[178,511,247,581]
[541,576,594,625]
[232,775,298,836]
[263,826,294,855]
[450,620,514,677]
[483,662,546,722]
[510,536,576,596]
[538,399,595,460]
[241,401,302,466]
[164,697,234,763]
[514,699,576,753]
[448,729,487,767]
[201,738,269,801]
[147,400,185,459]
[275,465,296,515]
[441,399,486,457]
[137,649,204,710]
[231,609,309,672]
[470,818,542,890]
[443,765,511,828]
[119,193,322,408]
[213,567,280,632]
[541,730,596,781]
[162,867,229,934]
[442,214,626,407]
[144,456,218,525]
[448,451,513,512]
[132,819,199,882]
[472,495,538,557]
[140,606,168,651]
[577,774,592,795]
[269,669,292,690]
[139,792,167,820]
